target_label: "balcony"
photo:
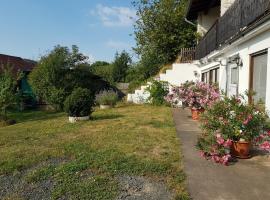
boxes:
[177,47,196,63]
[195,0,270,60]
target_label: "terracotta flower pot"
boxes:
[191,108,204,120]
[231,141,251,159]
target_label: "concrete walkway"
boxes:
[173,108,270,200]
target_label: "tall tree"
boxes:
[112,51,132,82]
[133,0,196,65]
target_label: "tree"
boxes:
[90,61,114,84]
[0,66,21,119]
[111,51,132,82]
[133,0,196,70]
[29,45,113,110]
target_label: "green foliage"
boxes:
[90,61,114,84]
[200,95,267,141]
[0,65,21,119]
[146,81,169,106]
[133,0,196,72]
[111,51,132,82]
[64,88,94,117]
[29,45,112,110]
[95,90,119,106]
[90,51,131,84]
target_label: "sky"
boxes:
[0,0,138,62]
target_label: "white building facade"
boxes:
[185,0,270,111]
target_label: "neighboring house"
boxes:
[182,0,270,110]
[0,54,37,105]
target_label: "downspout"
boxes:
[184,18,196,27]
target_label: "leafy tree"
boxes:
[111,51,132,82]
[90,61,114,84]
[0,66,21,119]
[132,0,196,73]
[29,45,113,110]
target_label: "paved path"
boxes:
[173,108,270,200]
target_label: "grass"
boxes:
[0,104,189,199]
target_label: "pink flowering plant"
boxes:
[197,95,268,165]
[254,130,270,153]
[165,81,220,109]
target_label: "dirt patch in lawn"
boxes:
[117,175,173,200]
[0,158,68,200]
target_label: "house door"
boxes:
[250,51,268,104]
[227,63,239,97]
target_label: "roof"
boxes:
[186,0,220,20]
[0,54,36,72]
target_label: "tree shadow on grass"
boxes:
[7,110,64,124]
[91,113,124,121]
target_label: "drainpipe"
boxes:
[184,18,196,27]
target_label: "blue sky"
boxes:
[0,0,137,62]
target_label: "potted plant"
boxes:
[198,95,267,163]
[95,90,118,109]
[64,87,94,123]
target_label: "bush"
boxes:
[64,88,94,117]
[95,90,118,106]
[197,95,268,165]
[165,81,220,109]
[146,81,169,106]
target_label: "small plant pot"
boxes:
[191,108,204,120]
[231,141,251,159]
[100,105,113,109]
[68,116,89,123]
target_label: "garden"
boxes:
[0,46,190,200]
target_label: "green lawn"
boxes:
[0,104,189,199]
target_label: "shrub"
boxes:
[165,81,220,109]
[197,95,268,165]
[95,90,119,106]
[64,88,94,117]
[146,81,169,106]
[0,65,22,120]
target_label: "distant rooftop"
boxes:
[0,54,36,72]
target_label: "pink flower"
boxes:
[260,141,270,152]
[221,154,231,165]
[223,139,232,148]
[217,137,225,145]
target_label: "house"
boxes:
[0,54,37,105]
[182,0,270,111]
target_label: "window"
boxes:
[250,51,268,103]
[231,67,238,84]
[201,67,219,84]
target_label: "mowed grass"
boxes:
[0,104,189,199]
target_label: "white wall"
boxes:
[221,0,236,16]
[160,63,199,86]
[198,26,270,111]
[197,6,220,36]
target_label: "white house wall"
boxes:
[197,25,270,111]
[197,6,220,36]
